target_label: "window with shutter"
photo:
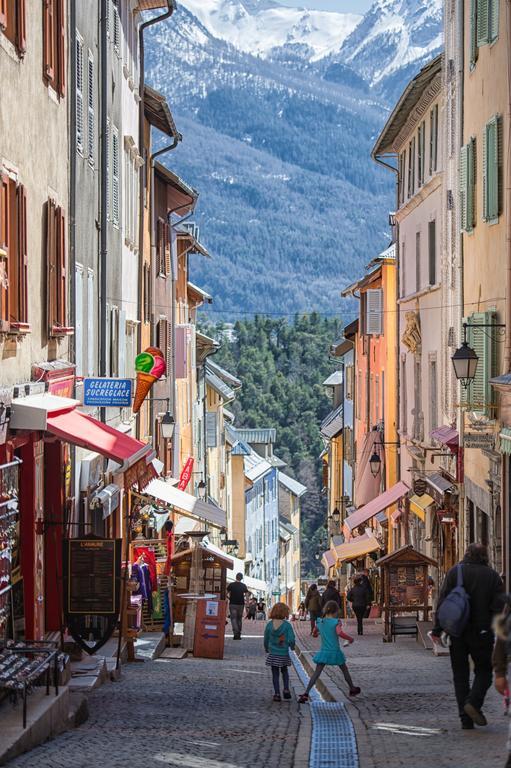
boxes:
[46,199,57,332]
[407,141,413,198]
[43,0,55,82]
[415,231,421,293]
[75,265,84,377]
[106,118,110,220]
[43,0,65,95]
[429,105,438,175]
[418,122,425,187]
[87,269,95,375]
[478,0,489,44]
[56,205,66,327]
[56,0,65,95]
[1,0,25,55]
[46,200,70,336]
[429,360,438,434]
[113,0,120,54]
[164,221,171,276]
[428,220,436,285]
[15,183,28,325]
[401,357,407,435]
[465,311,496,415]
[470,0,478,66]
[206,411,218,448]
[345,364,354,400]
[0,0,6,30]
[156,218,165,275]
[0,175,9,329]
[460,141,475,232]
[15,0,25,55]
[110,306,119,377]
[143,262,150,323]
[401,241,406,297]
[118,309,126,378]
[87,53,94,166]
[483,115,502,224]
[75,35,84,155]
[112,126,120,226]
[489,0,500,42]
[365,288,383,335]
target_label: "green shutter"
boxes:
[459,144,468,232]
[484,116,500,223]
[490,0,500,42]
[466,310,496,415]
[467,138,475,232]
[477,0,489,45]
[470,0,478,65]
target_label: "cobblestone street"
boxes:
[295,619,509,768]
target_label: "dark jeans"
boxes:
[353,606,366,635]
[309,610,320,633]
[271,666,290,695]
[449,629,494,719]
[229,604,244,637]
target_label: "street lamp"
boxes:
[370,450,381,477]
[160,411,175,440]
[197,480,206,500]
[220,529,227,544]
[451,337,479,388]
[330,507,340,525]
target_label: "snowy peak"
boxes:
[179,0,361,61]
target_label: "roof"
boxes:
[244,450,273,482]
[341,265,381,297]
[187,282,212,305]
[376,544,438,568]
[267,454,287,469]
[278,471,307,498]
[223,408,235,423]
[426,472,457,496]
[136,1,170,10]
[226,425,252,455]
[279,517,299,536]
[154,162,198,215]
[195,331,220,364]
[323,371,343,387]
[372,54,443,158]
[206,370,236,403]
[235,428,276,445]
[178,232,211,259]
[320,404,343,440]
[490,373,511,388]
[206,359,241,389]
[144,85,180,138]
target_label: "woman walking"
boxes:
[305,584,322,634]
[347,575,371,636]
[298,601,360,702]
[264,603,296,702]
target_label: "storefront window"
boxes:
[0,458,21,642]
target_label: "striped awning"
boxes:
[333,530,380,565]
[409,493,434,522]
[500,428,511,454]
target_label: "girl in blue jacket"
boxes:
[264,602,296,702]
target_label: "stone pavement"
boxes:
[7,622,308,768]
[295,618,509,768]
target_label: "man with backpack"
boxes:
[431,544,504,730]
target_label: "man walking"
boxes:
[227,572,248,640]
[431,544,504,729]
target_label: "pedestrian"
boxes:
[347,575,371,636]
[431,543,504,729]
[246,596,257,621]
[264,602,296,702]
[256,599,266,620]
[305,584,321,634]
[359,569,374,617]
[227,572,248,640]
[492,601,511,767]
[298,600,360,702]
[321,580,342,610]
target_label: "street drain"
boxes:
[291,652,359,768]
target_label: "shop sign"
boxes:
[464,433,496,450]
[83,378,132,407]
[413,479,427,496]
[63,536,122,655]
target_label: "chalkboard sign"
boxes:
[64,538,121,616]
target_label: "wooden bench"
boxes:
[391,613,419,642]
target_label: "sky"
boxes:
[278,0,372,11]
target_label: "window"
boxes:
[157,316,171,376]
[75,264,84,376]
[401,357,407,435]
[43,0,65,96]
[463,310,497,415]
[0,175,28,332]
[417,121,425,187]
[143,262,150,323]
[112,126,120,226]
[87,269,95,375]
[344,426,353,463]
[112,0,120,54]
[46,199,69,336]
[156,217,170,276]
[429,359,438,435]
[110,306,119,377]
[429,105,439,174]
[413,359,423,441]
[460,138,476,232]
[407,139,415,197]
[75,34,84,154]
[428,220,436,285]
[400,241,406,297]
[477,0,499,46]
[345,364,354,400]
[483,115,502,224]
[375,374,380,424]
[398,151,406,205]
[415,231,421,293]
[0,0,25,55]
[87,53,95,165]
[365,288,383,335]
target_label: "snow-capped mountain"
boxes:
[180,0,361,61]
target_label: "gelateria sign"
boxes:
[464,432,496,450]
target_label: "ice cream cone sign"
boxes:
[133,347,166,413]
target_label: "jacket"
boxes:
[321,586,342,609]
[305,590,321,612]
[347,583,370,608]
[434,560,504,633]
[264,619,296,656]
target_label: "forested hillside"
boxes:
[207,314,342,574]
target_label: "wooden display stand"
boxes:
[376,545,437,642]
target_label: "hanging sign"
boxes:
[178,457,194,491]
[84,378,132,407]
[464,433,496,450]
[133,347,166,413]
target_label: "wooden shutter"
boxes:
[477,0,489,44]
[428,220,436,286]
[466,311,496,415]
[415,231,421,292]
[57,0,65,95]
[429,361,438,433]
[143,262,150,323]
[0,175,9,328]
[75,36,84,154]
[16,0,26,56]
[206,412,218,448]
[118,309,126,377]
[87,52,94,164]
[87,269,95,375]
[110,306,119,377]
[43,0,55,83]
[430,105,438,174]
[470,0,478,65]
[46,199,57,331]
[156,218,165,275]
[490,0,500,42]
[483,116,501,223]
[113,0,120,52]
[112,127,119,225]
[366,289,383,335]
[56,206,66,327]
[407,141,413,197]
[75,265,84,376]
[16,183,28,323]
[164,221,170,276]
[105,118,110,220]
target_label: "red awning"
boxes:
[343,481,410,537]
[46,409,150,468]
[431,425,459,449]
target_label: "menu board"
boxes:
[388,564,425,606]
[65,538,121,615]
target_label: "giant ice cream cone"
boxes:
[132,347,166,414]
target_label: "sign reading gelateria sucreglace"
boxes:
[83,378,132,407]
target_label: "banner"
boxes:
[178,457,194,491]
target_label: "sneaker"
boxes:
[349,686,361,696]
[273,694,281,702]
[463,703,487,726]
[283,690,291,700]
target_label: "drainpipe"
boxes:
[457,0,466,564]
[99,0,108,384]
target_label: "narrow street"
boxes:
[7,619,510,768]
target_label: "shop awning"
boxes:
[431,425,459,449]
[142,478,226,529]
[333,530,380,564]
[343,481,409,537]
[500,428,511,454]
[355,431,383,507]
[322,549,336,571]
[409,493,434,522]
[10,394,152,470]
[426,472,456,495]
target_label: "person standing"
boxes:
[431,544,504,729]
[227,573,248,640]
[347,576,371,636]
[321,580,342,610]
[264,603,296,702]
[305,584,322,635]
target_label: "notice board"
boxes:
[64,537,121,616]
